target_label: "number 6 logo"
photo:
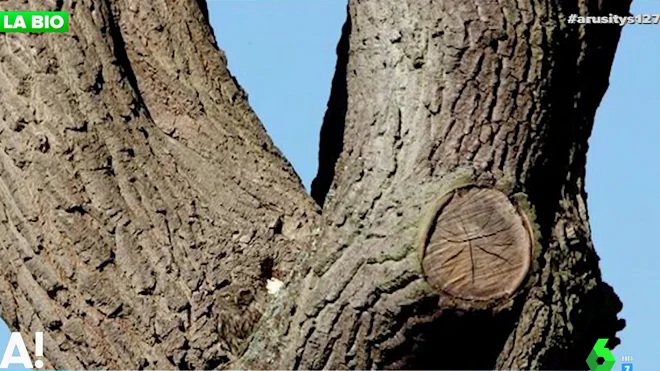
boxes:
[587,338,616,371]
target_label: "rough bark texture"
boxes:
[0,0,629,370]
[0,0,319,369]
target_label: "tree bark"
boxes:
[0,0,319,369]
[0,0,629,370]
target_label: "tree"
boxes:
[0,0,629,369]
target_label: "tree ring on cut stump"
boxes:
[420,186,533,305]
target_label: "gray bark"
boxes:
[0,0,629,369]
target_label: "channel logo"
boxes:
[587,338,616,371]
[0,11,69,33]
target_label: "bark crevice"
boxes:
[102,0,151,120]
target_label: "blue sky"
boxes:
[1,1,658,370]
[587,0,660,367]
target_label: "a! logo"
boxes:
[0,332,45,369]
[587,338,616,371]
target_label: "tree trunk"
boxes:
[0,0,319,368]
[0,0,629,370]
